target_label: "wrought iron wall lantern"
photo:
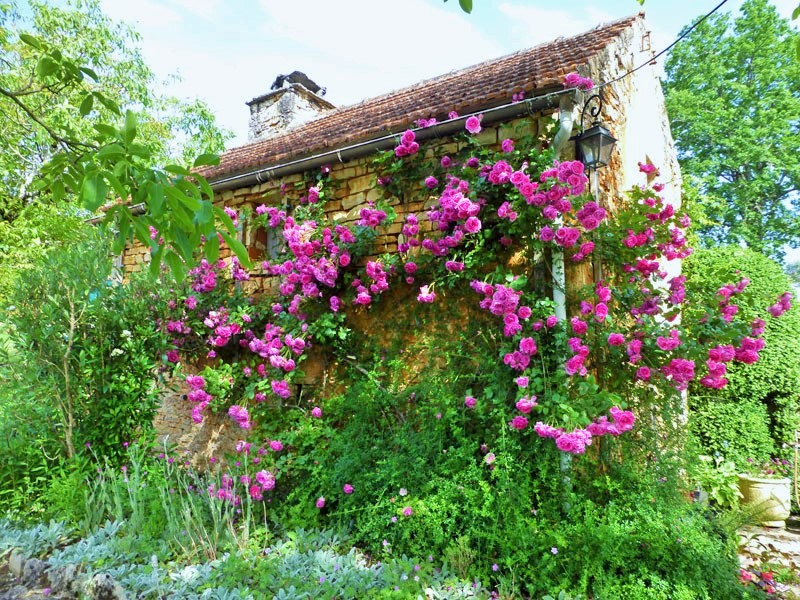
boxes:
[570,93,617,170]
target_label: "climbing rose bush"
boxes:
[156,72,791,517]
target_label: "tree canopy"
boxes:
[663,0,800,261]
[0,0,239,279]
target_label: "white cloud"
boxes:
[170,0,224,21]
[256,0,504,105]
[100,0,183,29]
[497,2,616,47]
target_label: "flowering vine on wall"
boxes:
[157,73,791,507]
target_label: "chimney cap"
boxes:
[270,71,326,96]
[246,83,336,110]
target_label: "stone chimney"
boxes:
[246,82,335,142]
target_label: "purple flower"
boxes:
[501,138,514,153]
[316,496,325,508]
[464,396,477,409]
[343,483,354,494]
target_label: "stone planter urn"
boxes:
[737,474,792,527]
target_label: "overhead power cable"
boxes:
[598,0,732,90]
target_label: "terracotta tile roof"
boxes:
[202,13,642,182]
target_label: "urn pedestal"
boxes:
[738,474,791,528]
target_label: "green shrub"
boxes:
[684,246,800,456]
[5,235,167,464]
[689,400,774,469]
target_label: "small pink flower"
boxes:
[343,483,354,494]
[316,496,325,508]
[464,396,477,409]
[501,139,514,153]
[311,406,323,418]
[402,506,413,517]
[417,285,436,303]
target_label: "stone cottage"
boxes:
[133,13,682,453]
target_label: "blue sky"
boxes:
[100,0,797,147]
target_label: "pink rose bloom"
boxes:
[425,176,438,189]
[464,216,482,233]
[401,129,416,145]
[402,506,413,517]
[570,317,588,335]
[316,496,325,508]
[515,376,529,388]
[464,396,477,409]
[636,366,651,381]
[519,337,537,355]
[269,440,283,452]
[594,302,608,322]
[417,285,436,303]
[607,333,625,346]
[311,406,323,418]
[256,470,276,490]
[343,483,354,494]
[510,415,529,430]
[465,115,482,134]
[534,422,563,439]
[516,396,537,413]
[609,407,635,432]
[501,138,514,153]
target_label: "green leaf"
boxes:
[193,153,220,168]
[164,164,191,176]
[793,3,800,20]
[214,205,236,234]
[101,170,127,204]
[79,66,99,81]
[79,94,94,116]
[127,143,151,160]
[94,123,122,142]
[18,33,43,49]
[458,0,472,13]
[123,110,137,144]
[131,217,153,246]
[95,143,125,160]
[112,210,131,253]
[220,231,250,268]
[93,92,120,115]
[80,175,106,212]
[172,229,196,262]
[204,232,219,262]
[147,183,165,217]
[195,200,214,226]
[149,246,163,278]
[35,56,59,78]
